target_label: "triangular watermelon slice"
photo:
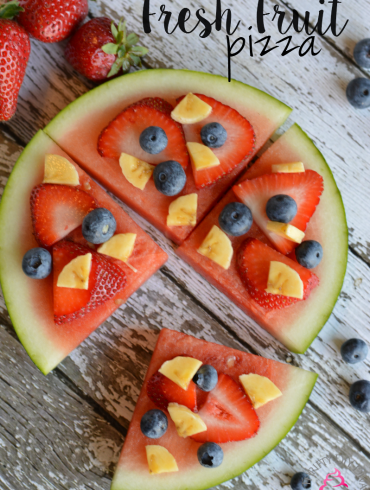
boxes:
[111,328,317,490]
[0,131,168,374]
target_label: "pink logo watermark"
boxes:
[319,468,349,489]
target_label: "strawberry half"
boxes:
[190,374,259,443]
[98,99,189,168]
[178,94,255,188]
[31,184,97,247]
[233,170,324,255]
[53,241,126,325]
[147,372,197,412]
[237,238,319,311]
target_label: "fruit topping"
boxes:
[22,248,52,279]
[349,380,370,413]
[43,154,80,186]
[272,162,305,174]
[153,161,186,196]
[159,356,202,390]
[346,78,370,109]
[82,208,117,244]
[239,374,282,409]
[171,93,212,124]
[31,184,97,247]
[266,194,298,224]
[218,202,253,237]
[295,240,323,269]
[98,100,188,168]
[140,409,168,439]
[266,222,305,244]
[53,241,126,325]
[187,142,220,171]
[200,122,227,149]
[237,239,319,311]
[197,442,224,468]
[341,338,368,365]
[147,372,197,412]
[145,445,178,474]
[57,252,92,290]
[98,233,136,264]
[290,472,312,490]
[266,261,304,299]
[193,365,218,392]
[139,126,168,155]
[168,403,207,438]
[354,39,370,69]
[167,194,198,227]
[119,153,155,190]
[233,170,323,255]
[190,374,260,443]
[197,225,233,270]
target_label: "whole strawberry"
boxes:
[0,1,30,121]
[65,17,148,81]
[16,0,88,43]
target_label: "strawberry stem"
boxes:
[0,0,24,19]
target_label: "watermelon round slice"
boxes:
[111,328,317,490]
[0,131,168,374]
[177,124,348,353]
[44,69,292,244]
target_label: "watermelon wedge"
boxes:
[44,69,292,244]
[0,131,168,375]
[177,125,348,353]
[111,328,318,490]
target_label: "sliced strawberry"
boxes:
[53,240,126,325]
[177,94,255,188]
[98,100,189,168]
[190,374,259,443]
[233,171,324,255]
[147,372,197,412]
[31,184,97,248]
[237,238,319,311]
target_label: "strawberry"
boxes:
[233,170,324,255]
[17,0,88,43]
[30,184,97,248]
[147,372,197,412]
[237,238,319,311]
[127,97,174,115]
[65,17,148,81]
[190,374,259,443]
[53,241,126,325]
[178,94,255,188]
[98,100,189,168]
[0,2,30,121]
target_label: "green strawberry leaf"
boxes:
[117,45,126,58]
[130,45,148,57]
[121,59,131,73]
[128,54,142,67]
[111,21,119,41]
[0,0,24,19]
[107,58,124,78]
[101,43,119,55]
[126,33,139,48]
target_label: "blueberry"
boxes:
[341,338,368,364]
[153,161,186,196]
[295,241,323,269]
[197,442,224,468]
[193,365,218,392]
[346,78,370,109]
[139,126,168,155]
[218,202,253,237]
[354,39,370,69]
[22,248,52,279]
[290,472,312,490]
[82,208,117,244]
[349,380,370,413]
[200,122,227,149]
[266,195,298,223]
[140,409,168,439]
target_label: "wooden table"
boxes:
[1,1,370,488]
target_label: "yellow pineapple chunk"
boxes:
[167,194,198,227]
[265,261,304,299]
[239,374,282,409]
[266,221,305,244]
[43,154,80,186]
[57,253,92,290]
[197,225,233,270]
[119,153,155,190]
[159,356,202,390]
[98,233,136,264]
[168,403,207,438]
[187,142,220,171]
[171,93,212,124]
[271,162,305,173]
[145,446,178,475]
